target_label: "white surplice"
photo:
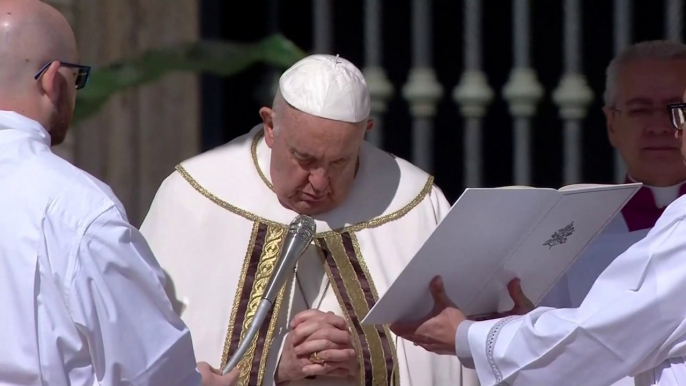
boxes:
[0,111,200,385]
[542,182,684,309]
[456,192,686,386]
[140,124,469,386]
[540,182,685,386]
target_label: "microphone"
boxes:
[222,214,316,375]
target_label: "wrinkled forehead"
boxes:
[278,110,365,156]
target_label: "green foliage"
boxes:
[72,34,306,125]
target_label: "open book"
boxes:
[361,182,642,325]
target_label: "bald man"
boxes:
[0,1,237,385]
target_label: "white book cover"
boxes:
[362,182,642,325]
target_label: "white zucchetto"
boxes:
[278,54,371,123]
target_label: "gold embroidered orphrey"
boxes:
[176,128,435,385]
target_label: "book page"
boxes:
[496,185,555,190]
[558,183,615,191]
[362,187,558,325]
[362,183,641,325]
[466,184,639,315]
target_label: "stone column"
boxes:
[69,0,200,226]
[666,0,683,42]
[553,0,594,185]
[454,0,494,188]
[402,0,443,173]
[613,0,632,182]
[503,0,543,185]
[363,0,393,148]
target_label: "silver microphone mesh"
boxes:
[290,214,316,240]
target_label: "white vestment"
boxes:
[456,192,686,386]
[0,111,200,385]
[543,182,684,308]
[140,124,469,385]
[540,182,685,386]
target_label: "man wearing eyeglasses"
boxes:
[391,41,686,386]
[541,40,686,312]
[0,1,237,385]
[456,40,686,385]
[537,40,686,385]
[475,41,686,327]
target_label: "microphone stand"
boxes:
[222,215,316,375]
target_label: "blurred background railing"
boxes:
[46,0,684,226]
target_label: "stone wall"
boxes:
[46,0,200,226]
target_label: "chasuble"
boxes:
[141,124,469,386]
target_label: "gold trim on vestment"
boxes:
[220,224,287,386]
[350,232,401,385]
[175,133,434,237]
[251,130,275,192]
[257,283,286,384]
[315,238,367,383]
[320,232,401,385]
[177,166,287,230]
[323,234,390,385]
[256,232,288,386]
[238,226,286,385]
[221,221,259,367]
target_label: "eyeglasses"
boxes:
[668,102,686,131]
[609,104,686,131]
[34,61,91,90]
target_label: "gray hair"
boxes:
[604,40,686,106]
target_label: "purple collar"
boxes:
[621,176,686,231]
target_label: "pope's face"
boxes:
[605,59,686,186]
[261,105,368,215]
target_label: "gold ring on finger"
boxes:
[309,351,326,365]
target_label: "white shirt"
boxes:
[0,111,201,385]
[456,192,686,386]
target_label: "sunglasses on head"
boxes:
[34,61,91,90]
